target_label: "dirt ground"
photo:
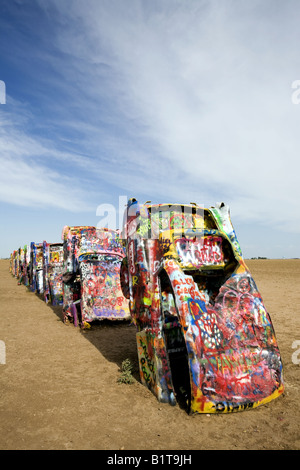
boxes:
[0,258,299,451]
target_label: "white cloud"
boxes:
[3,0,300,240]
[0,111,97,211]
[49,0,299,232]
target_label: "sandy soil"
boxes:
[0,258,299,450]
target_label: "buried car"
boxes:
[43,241,64,306]
[29,242,44,294]
[10,250,17,277]
[61,225,90,324]
[62,225,130,327]
[11,245,30,286]
[11,249,20,279]
[22,244,30,287]
[120,198,284,414]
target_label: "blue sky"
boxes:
[0,0,299,259]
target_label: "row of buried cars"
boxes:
[10,199,284,414]
[10,226,131,327]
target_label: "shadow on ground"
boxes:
[38,292,140,382]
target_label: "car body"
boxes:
[43,241,64,306]
[120,198,284,413]
[10,250,18,277]
[29,242,44,293]
[62,225,93,324]
[22,244,30,287]
[62,225,130,327]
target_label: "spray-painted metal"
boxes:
[62,226,130,327]
[10,249,18,278]
[10,245,30,285]
[120,199,284,413]
[22,244,30,287]
[29,242,44,294]
[43,241,64,306]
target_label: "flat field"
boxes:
[0,259,299,450]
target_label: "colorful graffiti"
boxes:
[8,199,284,416]
[62,226,130,327]
[10,249,19,278]
[22,245,30,287]
[29,242,44,294]
[120,199,284,413]
[43,241,64,306]
[61,225,91,324]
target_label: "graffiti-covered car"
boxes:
[22,244,30,287]
[43,241,64,306]
[62,225,130,327]
[11,249,19,278]
[10,251,16,276]
[120,198,284,414]
[11,245,30,285]
[62,225,89,326]
[61,225,90,324]
[29,242,44,294]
